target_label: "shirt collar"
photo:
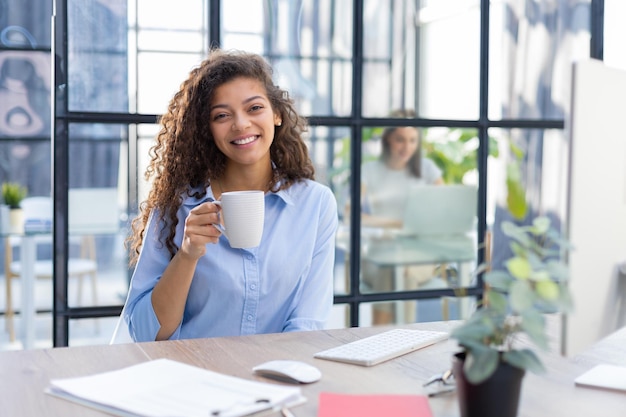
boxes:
[181,180,295,206]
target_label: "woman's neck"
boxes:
[215,164,273,196]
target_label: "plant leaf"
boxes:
[502,222,532,247]
[503,349,546,374]
[535,280,559,301]
[484,270,513,290]
[464,347,500,384]
[509,280,534,311]
[506,256,532,280]
[451,320,494,343]
[485,290,507,312]
[520,310,549,350]
[546,260,570,282]
[529,270,550,282]
[531,216,550,234]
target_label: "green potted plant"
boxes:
[1,182,28,233]
[449,146,573,417]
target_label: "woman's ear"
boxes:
[274,113,282,126]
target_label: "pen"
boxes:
[280,407,295,417]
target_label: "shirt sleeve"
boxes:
[123,210,180,342]
[283,185,338,332]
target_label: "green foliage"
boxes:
[1,182,28,209]
[505,142,528,219]
[450,216,573,384]
[423,128,499,184]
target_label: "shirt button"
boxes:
[250,284,256,290]
[246,254,253,260]
[247,315,253,321]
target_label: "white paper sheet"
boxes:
[46,358,305,417]
[574,364,626,392]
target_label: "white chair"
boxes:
[4,197,98,342]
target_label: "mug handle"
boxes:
[210,200,227,237]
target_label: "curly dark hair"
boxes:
[127,48,315,265]
[380,109,422,177]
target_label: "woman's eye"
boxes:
[249,104,263,112]
[212,113,227,121]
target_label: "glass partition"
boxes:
[222,0,354,117]
[359,122,480,325]
[362,0,480,119]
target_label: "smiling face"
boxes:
[385,126,419,170]
[209,76,281,172]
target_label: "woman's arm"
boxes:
[150,201,222,340]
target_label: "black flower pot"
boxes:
[452,352,526,417]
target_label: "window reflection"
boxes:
[221,0,353,117]
[68,0,129,112]
[359,113,479,325]
[362,0,480,119]
[0,51,50,139]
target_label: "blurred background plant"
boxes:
[1,182,28,209]
[422,127,500,184]
[450,145,573,383]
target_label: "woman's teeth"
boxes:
[233,136,257,145]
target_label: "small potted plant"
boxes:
[450,147,573,417]
[1,182,28,233]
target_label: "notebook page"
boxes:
[46,358,304,417]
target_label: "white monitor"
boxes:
[68,188,120,234]
[562,58,626,356]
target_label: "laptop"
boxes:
[401,185,477,237]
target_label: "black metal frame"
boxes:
[47,0,604,346]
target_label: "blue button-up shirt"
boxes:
[124,179,338,342]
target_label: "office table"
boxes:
[338,225,477,322]
[1,319,625,416]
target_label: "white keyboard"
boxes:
[314,329,449,367]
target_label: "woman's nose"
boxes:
[231,113,251,131]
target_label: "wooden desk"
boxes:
[1,320,624,417]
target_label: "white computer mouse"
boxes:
[252,360,322,384]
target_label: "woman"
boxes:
[361,110,443,227]
[123,49,338,342]
[361,110,443,324]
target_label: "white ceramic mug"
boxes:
[212,190,265,248]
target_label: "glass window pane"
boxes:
[137,0,205,30]
[363,0,480,119]
[0,140,50,196]
[491,1,590,120]
[0,51,51,139]
[69,317,121,347]
[359,297,473,326]
[137,52,204,114]
[487,127,568,272]
[359,123,478,325]
[67,123,129,309]
[0,0,52,48]
[307,126,351,299]
[222,0,353,117]
[68,0,129,112]
[137,124,159,205]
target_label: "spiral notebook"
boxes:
[46,358,305,417]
